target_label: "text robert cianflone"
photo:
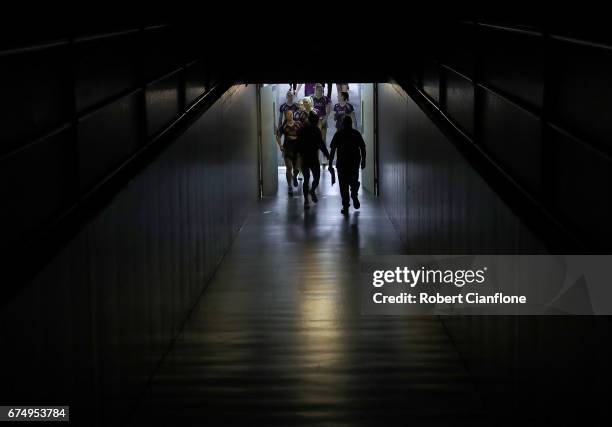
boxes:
[372,266,487,288]
[371,266,527,306]
[372,292,527,305]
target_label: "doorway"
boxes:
[258,83,377,197]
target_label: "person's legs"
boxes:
[349,168,360,209]
[293,153,301,186]
[284,154,294,194]
[310,163,321,203]
[311,163,321,191]
[326,83,333,99]
[338,168,350,213]
[302,165,311,207]
[319,124,328,165]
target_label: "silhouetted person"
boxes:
[297,111,330,209]
[328,116,366,215]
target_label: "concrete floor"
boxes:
[131,170,485,426]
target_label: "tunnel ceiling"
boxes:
[5,13,600,83]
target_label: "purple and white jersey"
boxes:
[278,102,299,129]
[333,102,355,130]
[312,95,330,118]
[293,109,309,124]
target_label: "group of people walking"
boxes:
[276,83,366,215]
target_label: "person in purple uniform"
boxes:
[276,110,302,195]
[293,99,307,125]
[294,97,315,125]
[278,90,299,135]
[295,83,316,97]
[296,83,334,99]
[312,84,331,135]
[337,83,349,93]
[312,83,331,164]
[333,91,357,131]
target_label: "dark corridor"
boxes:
[133,172,483,426]
[1,17,612,427]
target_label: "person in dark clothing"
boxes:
[296,111,330,209]
[328,115,366,215]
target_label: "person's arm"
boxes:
[276,130,284,153]
[278,109,283,132]
[358,132,366,169]
[328,135,337,168]
[318,134,330,159]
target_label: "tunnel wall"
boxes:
[404,22,612,420]
[378,83,545,254]
[0,24,214,287]
[0,85,259,425]
[378,81,612,421]
[418,21,612,247]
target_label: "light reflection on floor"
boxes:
[132,169,485,426]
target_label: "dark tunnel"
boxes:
[1,16,612,426]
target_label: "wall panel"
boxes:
[0,85,258,425]
[77,92,143,191]
[553,129,612,240]
[422,61,440,103]
[185,60,208,106]
[379,83,544,254]
[0,128,75,244]
[146,71,181,137]
[73,31,141,112]
[550,39,612,151]
[433,22,612,247]
[0,23,218,278]
[442,23,475,77]
[0,45,72,156]
[444,69,474,135]
[480,91,543,196]
[379,82,612,423]
[480,26,544,109]
[142,26,181,82]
